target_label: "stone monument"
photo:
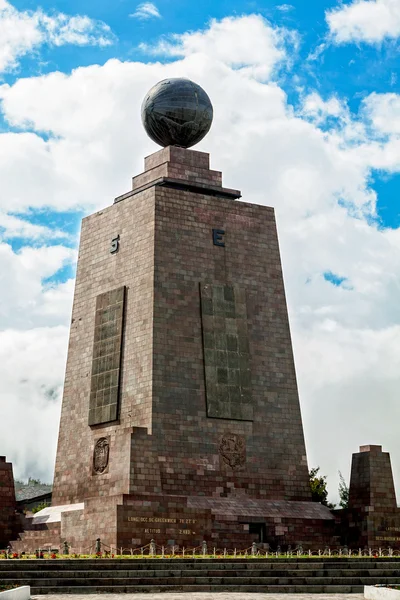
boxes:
[11,78,336,551]
[342,445,400,548]
[0,457,18,549]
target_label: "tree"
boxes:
[31,501,51,514]
[309,467,335,508]
[28,477,44,485]
[338,471,349,509]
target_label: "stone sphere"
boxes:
[141,78,213,148]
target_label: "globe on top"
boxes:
[141,78,213,149]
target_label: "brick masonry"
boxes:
[0,456,18,549]
[340,445,400,548]
[38,145,337,550]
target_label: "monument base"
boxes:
[13,443,400,552]
[11,494,335,552]
[339,508,400,549]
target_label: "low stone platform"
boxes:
[31,594,365,600]
[1,558,400,594]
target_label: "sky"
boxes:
[0,0,400,505]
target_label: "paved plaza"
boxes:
[32,594,365,600]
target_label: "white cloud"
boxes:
[41,14,113,47]
[0,239,74,480]
[362,92,400,134]
[0,326,68,482]
[0,0,114,73]
[139,15,299,81]
[130,2,161,20]
[301,92,348,123]
[2,15,400,504]
[327,0,400,45]
[0,242,75,329]
[306,42,327,62]
[0,212,69,240]
[276,4,294,12]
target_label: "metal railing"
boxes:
[2,540,400,558]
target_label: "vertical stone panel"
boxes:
[200,282,252,420]
[88,286,126,425]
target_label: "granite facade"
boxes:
[34,145,336,551]
[52,183,155,507]
[149,172,311,504]
[0,457,18,549]
[341,445,400,549]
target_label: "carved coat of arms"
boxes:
[93,437,110,474]
[219,434,246,470]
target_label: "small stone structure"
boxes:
[342,445,400,548]
[0,457,18,549]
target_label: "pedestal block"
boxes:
[0,457,18,548]
[345,445,400,548]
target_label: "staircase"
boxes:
[9,518,61,554]
[0,557,399,593]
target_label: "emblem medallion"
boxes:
[219,434,246,470]
[93,437,110,475]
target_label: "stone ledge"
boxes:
[0,587,30,600]
[31,503,84,525]
[365,586,400,600]
[114,177,241,203]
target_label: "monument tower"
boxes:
[34,79,334,549]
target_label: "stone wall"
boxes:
[52,184,156,506]
[150,176,310,501]
[342,445,400,548]
[0,456,17,548]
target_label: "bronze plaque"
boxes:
[88,286,126,426]
[200,283,252,420]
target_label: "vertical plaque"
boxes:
[200,283,253,421]
[88,286,126,426]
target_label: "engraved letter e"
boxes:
[212,229,225,247]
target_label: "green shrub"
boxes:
[31,501,50,514]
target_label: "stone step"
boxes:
[18,530,60,538]
[11,539,59,546]
[2,568,400,578]
[10,542,60,551]
[30,585,365,594]
[11,537,60,547]
[9,576,400,586]
[2,560,400,571]
[9,523,61,552]
[2,558,400,565]
[3,557,398,595]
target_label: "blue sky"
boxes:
[1,0,400,504]
[6,0,399,101]
[2,0,399,237]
